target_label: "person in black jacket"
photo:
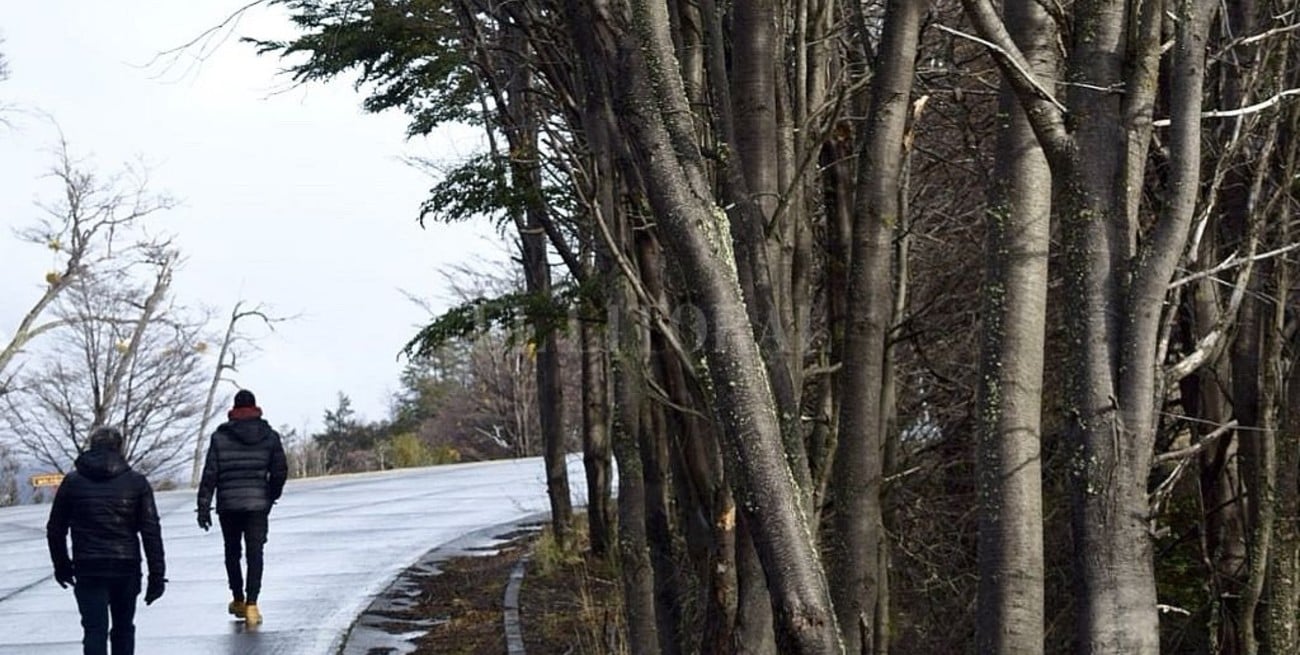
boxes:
[47,426,166,655]
[196,389,287,625]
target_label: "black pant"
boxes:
[73,575,140,655]
[218,510,269,603]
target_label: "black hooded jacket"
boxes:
[197,410,288,513]
[46,445,165,578]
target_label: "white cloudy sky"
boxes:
[1,2,506,436]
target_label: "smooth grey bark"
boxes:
[973,0,1053,651]
[961,0,1218,651]
[829,1,926,652]
[594,1,844,651]
[735,515,779,655]
[703,1,801,648]
[656,330,739,653]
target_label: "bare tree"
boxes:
[2,251,209,479]
[2,138,174,393]
[973,0,1054,651]
[190,301,290,486]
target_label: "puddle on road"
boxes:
[337,518,544,655]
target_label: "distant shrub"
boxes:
[390,433,433,468]
[430,445,461,465]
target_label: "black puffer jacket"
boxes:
[197,411,288,513]
[46,445,165,578]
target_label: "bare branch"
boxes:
[189,300,296,486]
[1169,242,1300,289]
[934,23,1067,114]
[143,0,268,81]
[1153,88,1300,127]
[1153,420,1238,466]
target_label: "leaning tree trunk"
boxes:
[588,1,844,652]
[974,0,1054,651]
[703,0,812,508]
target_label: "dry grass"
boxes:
[377,519,624,655]
[522,526,627,654]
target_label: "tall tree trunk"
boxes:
[515,95,574,550]
[581,314,614,557]
[657,331,738,652]
[591,1,844,651]
[703,0,813,508]
[811,136,855,526]
[829,1,926,652]
[561,0,624,560]
[1265,87,1300,653]
[1241,256,1283,655]
[637,232,686,655]
[974,0,1053,651]
[611,232,662,655]
[962,0,1218,651]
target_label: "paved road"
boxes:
[0,455,584,654]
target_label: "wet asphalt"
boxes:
[0,455,584,654]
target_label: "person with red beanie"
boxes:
[196,389,287,625]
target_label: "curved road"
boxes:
[0,455,584,654]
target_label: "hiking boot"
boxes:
[244,603,262,625]
[227,600,246,618]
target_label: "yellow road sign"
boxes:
[29,473,64,487]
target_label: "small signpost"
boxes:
[29,472,64,488]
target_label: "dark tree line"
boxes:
[252,0,1299,653]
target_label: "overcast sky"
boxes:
[1,2,505,438]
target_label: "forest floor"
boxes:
[363,521,625,655]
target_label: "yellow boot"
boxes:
[227,599,246,618]
[243,603,262,625]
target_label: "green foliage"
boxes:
[389,432,433,467]
[313,392,389,471]
[401,286,577,360]
[390,355,464,433]
[249,0,480,137]
[418,153,516,228]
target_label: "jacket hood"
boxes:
[75,445,131,482]
[219,417,275,446]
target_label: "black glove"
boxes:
[54,564,75,589]
[144,575,166,605]
[197,507,211,531]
